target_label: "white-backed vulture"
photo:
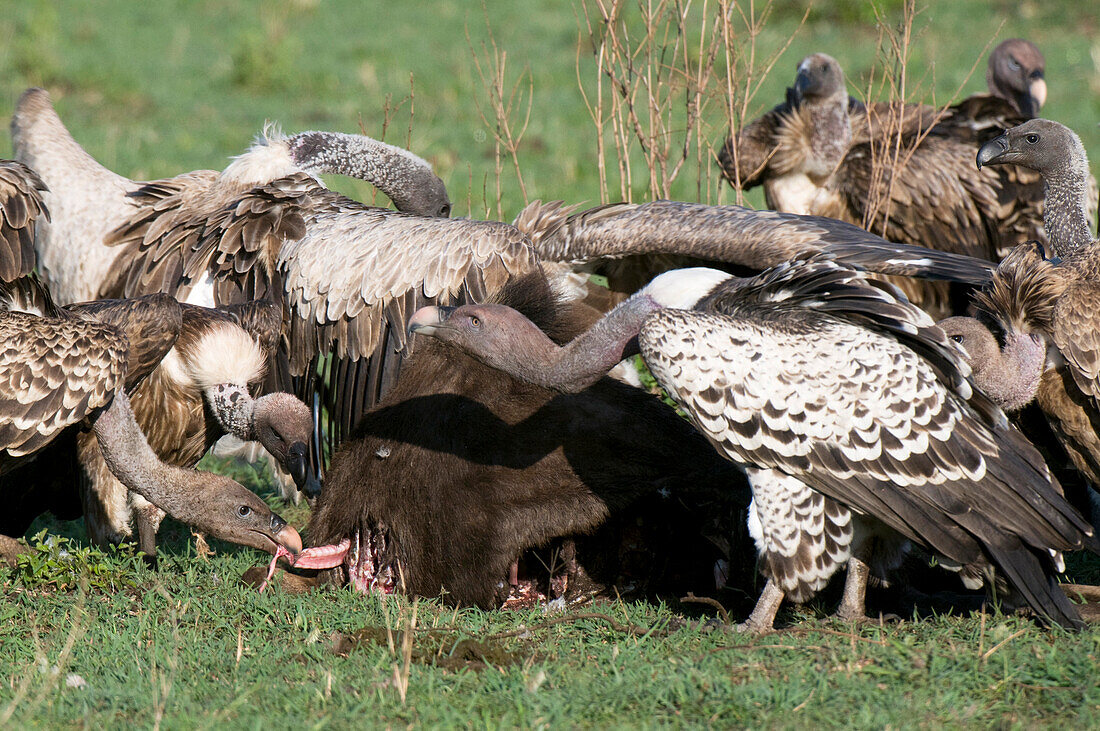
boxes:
[969,119,1100,504]
[10,87,450,306]
[407,255,1099,630]
[716,52,1047,269]
[72,298,315,557]
[0,277,303,560]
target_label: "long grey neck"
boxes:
[206,384,257,440]
[287,131,436,212]
[92,391,207,521]
[508,294,664,393]
[977,333,1045,411]
[806,93,852,177]
[1042,170,1095,258]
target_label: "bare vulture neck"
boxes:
[1042,155,1095,258]
[206,384,257,440]
[490,294,664,394]
[92,391,210,523]
[286,131,441,213]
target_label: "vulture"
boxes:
[0,160,49,283]
[514,198,994,311]
[291,272,750,608]
[716,51,1047,275]
[13,88,537,473]
[0,277,303,562]
[967,119,1100,511]
[10,87,450,305]
[75,299,315,557]
[407,256,1100,630]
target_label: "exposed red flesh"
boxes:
[291,538,351,569]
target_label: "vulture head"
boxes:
[188,472,304,557]
[251,391,321,498]
[937,316,1045,412]
[788,53,848,107]
[987,38,1046,117]
[976,118,1087,179]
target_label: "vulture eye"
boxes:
[469,315,481,329]
[1008,58,1021,70]
[950,334,964,343]
[1025,134,1039,144]
[238,505,253,518]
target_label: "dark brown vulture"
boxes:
[0,277,302,561]
[407,256,1099,630]
[716,52,1047,275]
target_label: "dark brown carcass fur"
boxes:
[306,272,749,608]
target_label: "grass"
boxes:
[3,0,1100,726]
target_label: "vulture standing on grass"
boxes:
[968,119,1100,512]
[0,276,302,562]
[408,255,1100,630]
[76,299,315,558]
[290,272,750,608]
[717,50,1047,273]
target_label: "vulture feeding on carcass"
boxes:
[0,276,302,564]
[290,271,752,608]
[73,298,315,558]
[408,255,1100,630]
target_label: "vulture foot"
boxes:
[733,579,785,634]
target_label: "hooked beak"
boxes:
[1026,77,1047,115]
[408,306,455,337]
[976,134,1009,169]
[269,513,303,556]
[787,67,812,108]
[286,441,321,498]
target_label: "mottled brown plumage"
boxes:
[0,160,49,284]
[717,51,1047,276]
[0,277,302,558]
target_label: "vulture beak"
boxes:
[270,513,303,556]
[787,67,812,107]
[976,134,1009,169]
[1028,77,1047,114]
[408,306,455,337]
[286,441,321,498]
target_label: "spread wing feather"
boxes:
[0,161,50,284]
[516,199,994,285]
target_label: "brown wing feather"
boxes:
[1050,282,1100,405]
[0,311,127,463]
[66,293,182,391]
[0,161,50,284]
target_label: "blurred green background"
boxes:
[0,0,1096,220]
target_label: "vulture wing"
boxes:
[516,199,994,285]
[639,257,1097,627]
[0,161,49,284]
[0,310,127,463]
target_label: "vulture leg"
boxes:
[735,580,785,634]
[835,556,871,622]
